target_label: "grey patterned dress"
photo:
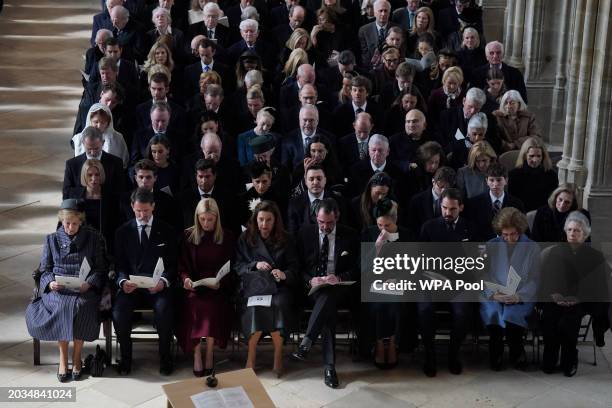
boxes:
[26,226,107,341]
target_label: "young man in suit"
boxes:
[135,73,186,137]
[418,188,478,377]
[292,198,360,388]
[88,37,138,89]
[332,76,381,138]
[63,127,125,199]
[406,166,456,237]
[183,37,233,99]
[467,163,525,240]
[113,188,178,376]
[337,112,374,177]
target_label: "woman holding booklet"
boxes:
[177,198,236,377]
[480,207,539,371]
[25,199,108,382]
[235,200,299,377]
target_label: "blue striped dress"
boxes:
[25,226,108,341]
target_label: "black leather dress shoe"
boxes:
[448,358,463,375]
[324,368,339,388]
[160,360,174,376]
[291,345,310,362]
[117,360,131,376]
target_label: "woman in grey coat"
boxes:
[26,199,108,382]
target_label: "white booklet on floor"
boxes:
[192,260,231,288]
[484,265,521,295]
[56,258,90,290]
[308,280,355,296]
[191,386,254,408]
[130,258,164,288]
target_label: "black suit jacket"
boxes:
[91,11,113,46]
[472,62,528,103]
[177,185,241,233]
[135,99,187,136]
[346,159,405,198]
[119,189,182,230]
[89,59,139,91]
[130,127,186,166]
[115,19,144,62]
[183,60,233,99]
[63,152,125,199]
[114,217,177,286]
[331,100,382,138]
[280,128,337,168]
[286,189,347,234]
[226,39,275,70]
[337,133,367,177]
[436,107,500,152]
[141,27,188,64]
[419,216,479,242]
[188,22,231,48]
[296,224,360,286]
[180,151,244,195]
[466,192,525,240]
[406,188,437,238]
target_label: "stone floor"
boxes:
[1,1,612,407]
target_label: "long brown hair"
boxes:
[245,200,286,248]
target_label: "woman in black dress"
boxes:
[145,135,180,196]
[235,201,299,376]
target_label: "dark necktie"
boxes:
[433,197,441,217]
[139,224,149,249]
[316,234,329,276]
[356,107,364,115]
[446,221,455,232]
[208,29,214,39]
[358,142,368,160]
[201,192,212,199]
[310,198,321,220]
[304,136,312,151]
[493,199,502,215]
[112,27,119,38]
[378,27,385,46]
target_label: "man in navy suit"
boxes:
[89,38,138,89]
[272,4,307,49]
[279,63,317,117]
[62,127,125,199]
[337,112,374,177]
[281,104,336,168]
[183,38,232,99]
[91,0,121,46]
[406,166,456,237]
[391,0,419,32]
[332,76,382,138]
[135,72,186,136]
[226,19,275,70]
[466,163,525,240]
[292,198,360,388]
[418,188,478,377]
[188,2,231,48]
[471,41,528,103]
[280,84,332,133]
[113,188,177,376]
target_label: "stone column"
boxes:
[548,0,573,144]
[506,0,526,68]
[522,0,545,80]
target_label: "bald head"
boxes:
[110,5,129,29]
[201,132,222,163]
[299,83,317,105]
[405,109,426,137]
[296,64,315,87]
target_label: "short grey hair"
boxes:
[299,104,319,120]
[111,5,129,19]
[465,87,486,108]
[485,41,504,56]
[468,112,488,132]
[95,28,113,41]
[203,2,221,15]
[82,126,104,142]
[152,7,171,23]
[201,132,222,147]
[368,133,389,149]
[241,6,260,21]
[244,70,263,88]
[564,211,591,238]
[499,90,528,113]
[150,100,171,115]
[239,18,259,32]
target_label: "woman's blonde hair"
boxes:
[467,140,497,169]
[246,84,265,102]
[283,48,309,78]
[58,209,85,223]
[199,71,222,87]
[187,198,224,245]
[462,27,480,48]
[442,66,464,86]
[547,183,579,211]
[411,7,435,35]
[144,41,175,72]
[515,136,553,170]
[286,28,312,51]
[256,107,275,125]
[80,159,106,187]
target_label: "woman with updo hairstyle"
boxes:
[362,199,412,368]
[279,29,314,70]
[448,112,488,170]
[531,184,591,242]
[493,90,541,152]
[427,66,466,124]
[481,207,539,371]
[235,200,299,377]
[26,199,108,382]
[177,198,236,377]
[145,134,179,196]
[539,212,609,376]
[508,136,558,212]
[383,86,427,136]
[456,140,497,199]
[350,172,395,231]
[481,65,506,114]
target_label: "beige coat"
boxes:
[493,110,541,151]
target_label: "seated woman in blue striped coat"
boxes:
[26,199,108,382]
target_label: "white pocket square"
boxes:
[341,251,349,256]
[157,243,166,247]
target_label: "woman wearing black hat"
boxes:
[238,161,288,227]
[25,199,108,382]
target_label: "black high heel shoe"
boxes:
[72,361,83,381]
[57,367,70,383]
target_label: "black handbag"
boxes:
[242,271,278,298]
